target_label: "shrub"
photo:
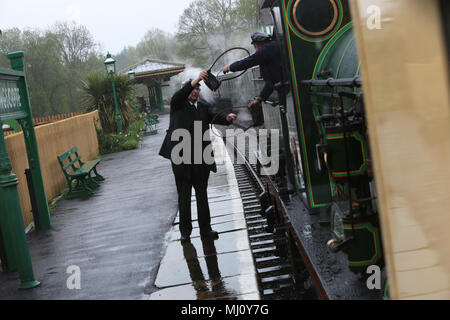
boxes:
[96,118,147,155]
[82,72,135,134]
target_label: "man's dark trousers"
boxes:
[172,163,212,237]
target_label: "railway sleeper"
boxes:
[243,204,262,211]
[246,219,267,226]
[257,264,292,275]
[245,214,264,221]
[248,232,274,241]
[242,199,260,206]
[260,274,293,287]
[262,284,299,300]
[244,208,262,214]
[250,237,286,248]
[241,195,258,201]
[247,224,268,232]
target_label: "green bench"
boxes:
[150,113,159,123]
[143,106,159,123]
[142,107,158,136]
[57,147,105,199]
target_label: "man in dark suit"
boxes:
[159,71,237,243]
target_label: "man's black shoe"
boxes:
[180,235,191,244]
[200,230,219,240]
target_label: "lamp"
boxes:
[104,52,116,75]
[103,52,122,133]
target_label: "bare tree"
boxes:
[234,0,260,31]
[0,28,23,67]
[136,28,175,61]
[177,0,213,50]
[51,22,102,112]
[52,21,99,69]
[176,0,259,67]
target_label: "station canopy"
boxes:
[123,59,185,85]
[121,58,186,112]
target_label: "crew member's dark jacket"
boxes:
[229,40,281,101]
[159,81,231,172]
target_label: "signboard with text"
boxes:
[0,69,27,121]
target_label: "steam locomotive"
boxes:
[216,0,450,299]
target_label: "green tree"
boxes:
[0,28,71,116]
[115,46,140,72]
[0,24,104,117]
[115,29,180,74]
[22,30,70,115]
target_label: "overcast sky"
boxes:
[0,0,194,54]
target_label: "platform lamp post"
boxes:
[104,52,123,134]
[127,69,140,114]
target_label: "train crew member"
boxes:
[222,32,281,110]
[159,71,237,244]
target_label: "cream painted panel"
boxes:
[350,0,450,299]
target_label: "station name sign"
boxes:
[0,80,21,112]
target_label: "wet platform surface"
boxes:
[149,133,260,300]
[0,114,178,299]
[0,113,259,300]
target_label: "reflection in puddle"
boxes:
[182,239,236,299]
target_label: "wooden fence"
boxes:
[4,111,100,227]
[2,112,82,137]
[33,112,82,126]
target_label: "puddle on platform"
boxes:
[173,211,246,229]
[161,229,251,265]
[174,212,247,227]
[169,219,247,241]
[174,211,245,225]
[191,185,240,198]
[149,134,260,300]
[155,241,255,289]
[192,193,241,205]
[151,272,259,300]
[184,198,245,221]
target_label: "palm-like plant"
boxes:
[82,72,135,134]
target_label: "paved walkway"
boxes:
[0,113,259,300]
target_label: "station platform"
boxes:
[149,132,260,300]
[0,113,260,300]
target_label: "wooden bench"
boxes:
[57,147,105,199]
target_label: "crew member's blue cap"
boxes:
[251,32,271,44]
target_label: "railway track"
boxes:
[227,136,302,300]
